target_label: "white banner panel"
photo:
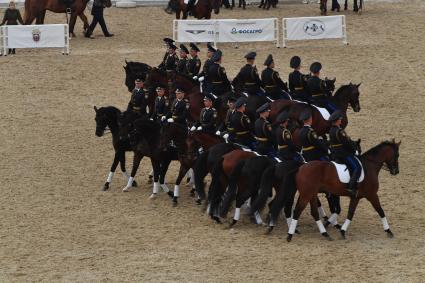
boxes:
[285,15,344,41]
[174,20,216,43]
[5,24,67,48]
[218,18,277,43]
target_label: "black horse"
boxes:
[94,106,138,191]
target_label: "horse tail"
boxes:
[208,157,225,217]
[269,163,300,222]
[249,164,275,214]
[220,159,246,217]
[193,150,209,200]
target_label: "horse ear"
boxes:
[397,140,401,146]
[125,59,128,65]
[94,106,98,113]
[357,138,361,144]
[357,82,362,88]
[332,77,336,82]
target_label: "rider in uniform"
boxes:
[261,54,290,100]
[307,62,335,112]
[288,56,309,102]
[168,86,190,127]
[158,42,179,72]
[160,38,174,66]
[216,96,237,142]
[229,98,255,149]
[275,111,300,161]
[254,103,275,156]
[127,78,148,119]
[329,110,361,196]
[207,49,232,96]
[198,93,218,135]
[177,44,189,74]
[299,110,329,162]
[187,43,202,77]
[197,43,216,93]
[233,51,263,96]
[152,84,170,122]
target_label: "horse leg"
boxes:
[340,197,360,239]
[122,152,143,192]
[242,0,246,9]
[258,0,264,8]
[35,10,46,24]
[119,151,137,187]
[79,12,90,33]
[149,159,162,199]
[316,197,328,221]
[238,0,241,8]
[324,194,341,229]
[173,164,189,206]
[231,0,235,8]
[310,198,332,240]
[69,13,78,37]
[367,193,394,238]
[344,0,348,10]
[176,7,181,19]
[353,0,359,12]
[103,151,121,191]
[159,159,172,195]
[287,196,310,242]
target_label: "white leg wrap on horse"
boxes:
[233,207,241,221]
[341,219,351,231]
[381,217,390,230]
[254,211,262,224]
[149,169,153,176]
[161,184,169,193]
[316,220,327,234]
[174,185,180,197]
[207,204,211,215]
[286,218,292,228]
[288,219,298,235]
[328,213,338,226]
[123,177,134,192]
[318,206,326,219]
[106,172,114,183]
[153,182,160,194]
[122,171,130,179]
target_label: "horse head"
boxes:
[94,106,120,137]
[124,61,152,92]
[363,139,401,175]
[333,83,361,112]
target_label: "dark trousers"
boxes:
[87,6,110,35]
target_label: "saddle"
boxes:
[293,100,330,120]
[331,158,364,184]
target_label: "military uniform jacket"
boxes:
[299,125,328,160]
[159,53,179,71]
[307,76,326,97]
[235,64,263,93]
[177,57,189,74]
[170,98,189,125]
[229,111,253,135]
[261,67,288,93]
[200,107,217,132]
[329,126,355,157]
[276,127,297,159]
[208,63,231,89]
[127,88,147,115]
[254,117,273,142]
[187,56,201,77]
[152,96,170,121]
[288,70,308,93]
[200,58,212,81]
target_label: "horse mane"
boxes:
[98,106,122,116]
[125,61,152,73]
[333,84,353,97]
[363,140,397,157]
[134,119,160,134]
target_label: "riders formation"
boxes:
[94,37,401,242]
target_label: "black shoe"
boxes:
[105,33,114,37]
[85,33,94,39]
[12,49,15,54]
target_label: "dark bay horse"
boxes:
[285,140,400,242]
[94,106,138,191]
[175,0,221,19]
[270,83,361,136]
[159,122,224,205]
[24,0,102,36]
[344,0,363,12]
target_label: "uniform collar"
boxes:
[303,124,312,128]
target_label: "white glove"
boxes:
[149,118,153,121]
[197,126,202,131]
[198,76,205,82]
[190,126,196,131]
[215,130,221,136]
[193,76,198,80]
[167,118,174,123]
[223,133,229,139]
[161,116,166,121]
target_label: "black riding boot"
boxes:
[347,171,360,197]
[331,0,340,11]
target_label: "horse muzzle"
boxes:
[95,129,104,137]
[214,8,219,14]
[353,104,361,112]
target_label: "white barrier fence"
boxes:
[1,24,70,56]
[173,18,280,47]
[282,15,347,47]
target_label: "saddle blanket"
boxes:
[331,158,364,184]
[184,0,199,5]
[293,100,330,120]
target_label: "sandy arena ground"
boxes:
[1,0,425,281]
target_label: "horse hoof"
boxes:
[324,220,331,228]
[132,180,138,187]
[195,199,202,205]
[172,196,178,204]
[265,226,274,235]
[168,191,174,199]
[385,229,394,238]
[340,230,346,239]
[149,193,157,199]
[122,186,130,192]
[334,224,342,230]
[212,216,222,224]
[102,183,109,191]
[287,234,293,242]
[295,229,301,234]
[190,189,196,197]
[229,219,237,228]
[322,232,333,241]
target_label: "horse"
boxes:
[284,140,400,242]
[175,0,221,19]
[23,0,102,36]
[270,83,361,136]
[219,155,277,227]
[93,106,138,191]
[344,0,363,12]
[123,61,153,92]
[159,122,224,205]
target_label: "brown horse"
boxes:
[285,140,401,242]
[176,0,221,19]
[24,0,101,36]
